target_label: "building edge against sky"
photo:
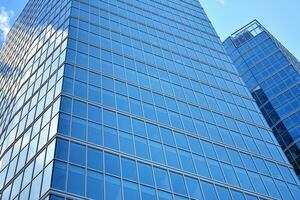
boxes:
[0,1,300,200]
[223,20,300,178]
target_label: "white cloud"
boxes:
[0,7,14,42]
[217,0,225,5]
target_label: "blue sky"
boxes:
[201,0,300,59]
[0,0,299,59]
[0,0,28,46]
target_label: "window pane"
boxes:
[121,157,137,181]
[52,161,66,191]
[138,163,154,186]
[67,165,85,196]
[123,181,139,200]
[87,147,103,171]
[200,181,218,200]
[185,176,202,199]
[69,142,86,166]
[119,131,135,155]
[141,186,157,200]
[170,172,187,196]
[154,167,170,191]
[216,186,232,200]
[105,153,120,176]
[105,175,122,200]
[87,170,104,200]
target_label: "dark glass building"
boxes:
[224,20,300,178]
[0,1,299,200]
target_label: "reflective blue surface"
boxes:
[1,0,300,200]
[52,0,299,199]
[224,20,300,178]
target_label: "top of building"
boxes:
[229,20,265,48]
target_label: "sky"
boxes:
[201,0,300,59]
[0,0,299,60]
[0,0,28,46]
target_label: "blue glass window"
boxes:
[216,186,232,200]
[117,114,132,133]
[138,162,154,186]
[55,139,69,161]
[105,153,120,176]
[174,132,189,150]
[241,153,256,171]
[235,167,253,191]
[87,170,104,200]
[71,117,86,140]
[262,175,281,199]
[103,109,117,128]
[161,128,175,146]
[58,113,71,135]
[193,155,210,178]
[102,90,116,108]
[265,161,282,179]
[170,172,187,196]
[88,105,102,123]
[165,146,180,169]
[141,186,157,200]
[135,137,150,159]
[158,191,172,200]
[69,142,86,166]
[75,67,87,82]
[253,157,269,175]
[278,165,295,184]
[87,147,103,171]
[207,159,225,182]
[187,136,202,155]
[105,175,122,200]
[123,181,139,200]
[220,163,239,186]
[132,118,146,137]
[154,167,170,191]
[74,81,87,99]
[87,121,102,145]
[119,131,135,155]
[146,123,161,141]
[60,96,72,113]
[200,181,218,200]
[149,141,165,164]
[104,127,119,150]
[121,157,138,181]
[231,190,245,200]
[227,149,243,168]
[179,150,195,173]
[201,141,216,159]
[185,176,202,199]
[67,165,85,196]
[116,94,130,112]
[248,171,268,195]
[52,161,67,191]
[88,85,101,104]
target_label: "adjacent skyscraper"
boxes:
[224,20,300,178]
[1,1,299,200]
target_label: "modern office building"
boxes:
[223,20,300,178]
[0,0,299,200]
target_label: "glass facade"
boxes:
[224,20,300,178]
[0,1,299,200]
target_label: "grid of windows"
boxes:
[0,0,71,199]
[224,20,300,177]
[52,0,299,200]
[1,1,300,200]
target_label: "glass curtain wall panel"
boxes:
[0,1,299,200]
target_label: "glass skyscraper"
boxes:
[0,1,299,200]
[223,20,300,178]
